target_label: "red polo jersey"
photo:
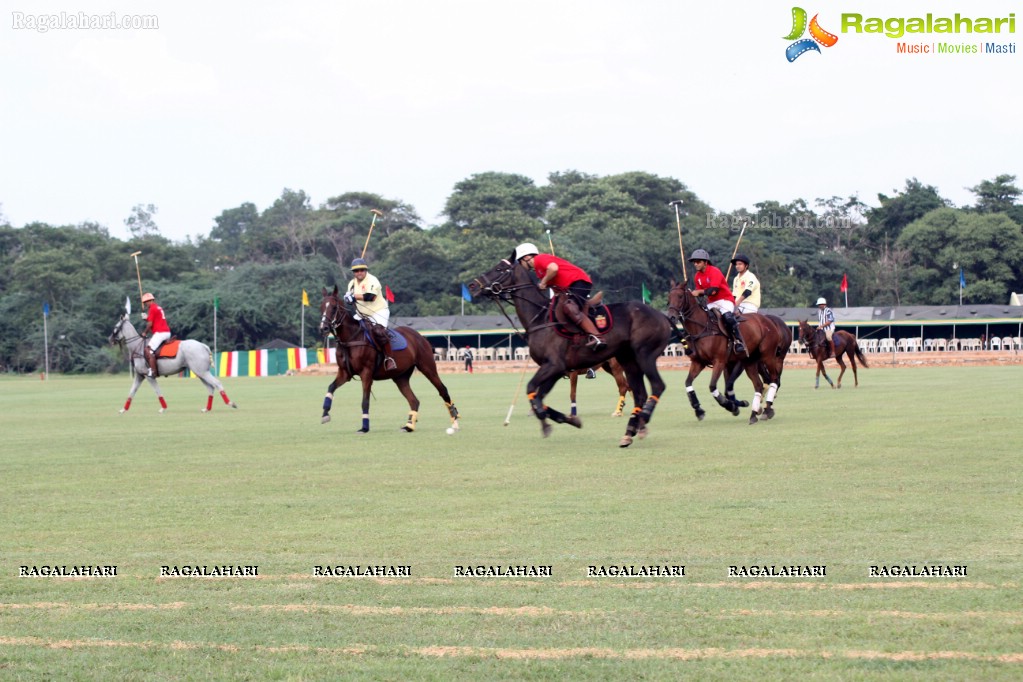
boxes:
[532,254,592,289]
[146,303,171,333]
[693,265,735,303]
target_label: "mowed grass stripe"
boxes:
[2,636,1022,663]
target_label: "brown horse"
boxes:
[797,320,868,388]
[667,282,787,425]
[319,286,460,432]
[567,358,631,417]
[469,256,671,447]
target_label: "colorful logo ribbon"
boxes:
[784,7,838,62]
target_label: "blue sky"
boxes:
[1,0,1019,241]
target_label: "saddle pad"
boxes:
[360,324,409,351]
[157,339,181,358]
[547,302,614,339]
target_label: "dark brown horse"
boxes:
[667,282,787,425]
[469,256,671,447]
[797,319,868,388]
[567,358,631,417]
[319,286,460,432]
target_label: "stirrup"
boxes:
[383,356,397,370]
[586,335,606,350]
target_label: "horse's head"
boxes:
[319,285,350,336]
[797,319,820,350]
[666,279,698,322]
[109,314,129,345]
[468,258,518,300]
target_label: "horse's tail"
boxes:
[856,344,869,368]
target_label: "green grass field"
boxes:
[1,366,1021,680]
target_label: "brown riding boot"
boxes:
[563,298,605,350]
[827,338,836,359]
[144,345,158,377]
[374,326,398,370]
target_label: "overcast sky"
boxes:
[2,0,1020,241]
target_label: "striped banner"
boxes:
[212,348,322,378]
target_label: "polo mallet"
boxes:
[669,200,687,282]
[546,229,555,256]
[360,209,384,259]
[503,360,530,426]
[130,251,144,304]
[724,219,750,281]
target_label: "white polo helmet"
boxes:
[513,243,539,261]
[816,297,827,305]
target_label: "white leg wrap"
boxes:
[686,386,696,394]
[751,392,762,413]
[711,389,720,398]
[766,383,778,403]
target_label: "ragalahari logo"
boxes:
[784,7,839,61]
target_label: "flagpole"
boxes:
[301,301,305,349]
[43,304,49,381]
[213,297,218,373]
[844,289,848,308]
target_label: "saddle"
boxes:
[156,338,181,358]
[357,322,409,352]
[548,292,612,340]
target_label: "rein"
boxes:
[668,288,719,343]
[472,268,555,341]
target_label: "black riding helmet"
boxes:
[730,253,750,266]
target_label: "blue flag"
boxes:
[959,269,966,290]
[461,283,472,302]
[43,302,50,317]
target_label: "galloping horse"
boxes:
[319,286,460,433]
[797,319,868,388]
[667,282,786,425]
[567,358,631,417]
[469,257,671,447]
[109,313,237,413]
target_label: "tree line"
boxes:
[1,171,1021,373]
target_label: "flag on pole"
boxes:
[959,269,966,289]
[840,273,848,293]
[461,283,472,302]
[214,297,219,310]
[44,302,50,317]
[302,289,310,307]
[385,285,395,303]
[641,282,651,304]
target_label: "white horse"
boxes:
[109,313,238,413]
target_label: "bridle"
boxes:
[319,294,351,338]
[471,259,552,334]
[667,285,718,343]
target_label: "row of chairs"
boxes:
[433,347,530,362]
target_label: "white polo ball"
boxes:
[446,427,456,435]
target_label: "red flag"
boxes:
[385,285,395,303]
[840,273,848,293]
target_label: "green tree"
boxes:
[967,174,1022,214]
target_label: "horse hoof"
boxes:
[541,423,552,438]
[321,415,331,425]
[401,425,415,432]
[566,416,583,429]
[611,411,623,417]
[749,415,759,425]
[696,410,706,421]
[356,427,369,434]
[159,408,166,414]
[619,436,633,448]
[737,400,749,408]
[230,403,238,409]
[118,409,126,414]
[763,407,775,420]
[637,426,648,440]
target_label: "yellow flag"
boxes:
[302,289,310,307]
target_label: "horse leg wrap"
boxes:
[123,398,132,411]
[686,386,701,409]
[712,391,730,407]
[323,392,334,412]
[360,414,370,432]
[640,395,659,422]
[615,395,626,416]
[220,390,231,404]
[206,396,214,412]
[765,383,778,404]
[446,402,459,420]
[404,410,418,432]
[750,392,762,414]
[158,396,168,410]
[625,412,640,437]
[570,401,577,417]
[528,392,547,420]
